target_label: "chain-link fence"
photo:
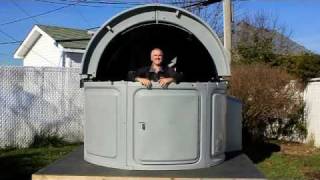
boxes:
[0,67,83,148]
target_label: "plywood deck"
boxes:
[33,146,265,180]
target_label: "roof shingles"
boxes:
[37,24,91,50]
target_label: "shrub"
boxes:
[30,132,69,148]
[228,63,306,143]
[278,53,320,84]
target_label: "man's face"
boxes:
[151,49,163,66]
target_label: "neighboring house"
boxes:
[14,24,92,68]
[304,78,320,147]
[12,25,92,131]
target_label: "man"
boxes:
[133,48,181,88]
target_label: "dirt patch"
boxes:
[304,171,320,180]
[280,142,320,156]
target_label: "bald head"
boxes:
[150,48,163,66]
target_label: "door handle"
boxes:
[138,122,146,130]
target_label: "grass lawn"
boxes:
[0,144,80,180]
[244,141,320,180]
[0,142,319,180]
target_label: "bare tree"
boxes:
[151,0,224,35]
[233,11,295,62]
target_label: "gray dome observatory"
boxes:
[81,4,231,170]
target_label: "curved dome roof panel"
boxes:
[81,4,231,79]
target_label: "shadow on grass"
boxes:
[0,144,80,180]
[243,141,281,164]
[0,151,42,180]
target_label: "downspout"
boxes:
[61,51,66,67]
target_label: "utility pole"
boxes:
[223,0,232,53]
[191,0,232,53]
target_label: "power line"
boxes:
[36,0,146,8]
[73,5,93,27]
[0,0,223,58]
[0,29,18,42]
[6,0,136,30]
[0,52,11,56]
[182,0,222,8]
[0,41,22,45]
[0,52,13,56]
[58,0,145,6]
[0,1,79,26]
[0,37,92,46]
[11,0,41,24]
[0,29,56,66]
[35,0,105,7]
[62,0,201,6]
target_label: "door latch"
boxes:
[138,122,146,130]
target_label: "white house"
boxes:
[305,78,320,147]
[14,24,92,68]
[13,25,93,126]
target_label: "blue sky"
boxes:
[0,0,319,66]
[236,0,320,55]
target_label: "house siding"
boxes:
[305,79,320,147]
[23,34,62,67]
[65,52,83,68]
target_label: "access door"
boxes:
[133,89,200,165]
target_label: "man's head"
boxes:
[150,48,163,66]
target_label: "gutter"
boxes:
[309,78,320,82]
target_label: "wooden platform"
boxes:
[32,146,265,180]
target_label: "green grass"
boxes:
[244,141,320,180]
[257,153,305,179]
[0,144,80,180]
[258,153,320,180]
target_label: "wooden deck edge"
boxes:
[32,174,266,180]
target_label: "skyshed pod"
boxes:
[81,4,232,170]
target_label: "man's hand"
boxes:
[136,77,152,88]
[159,77,174,88]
